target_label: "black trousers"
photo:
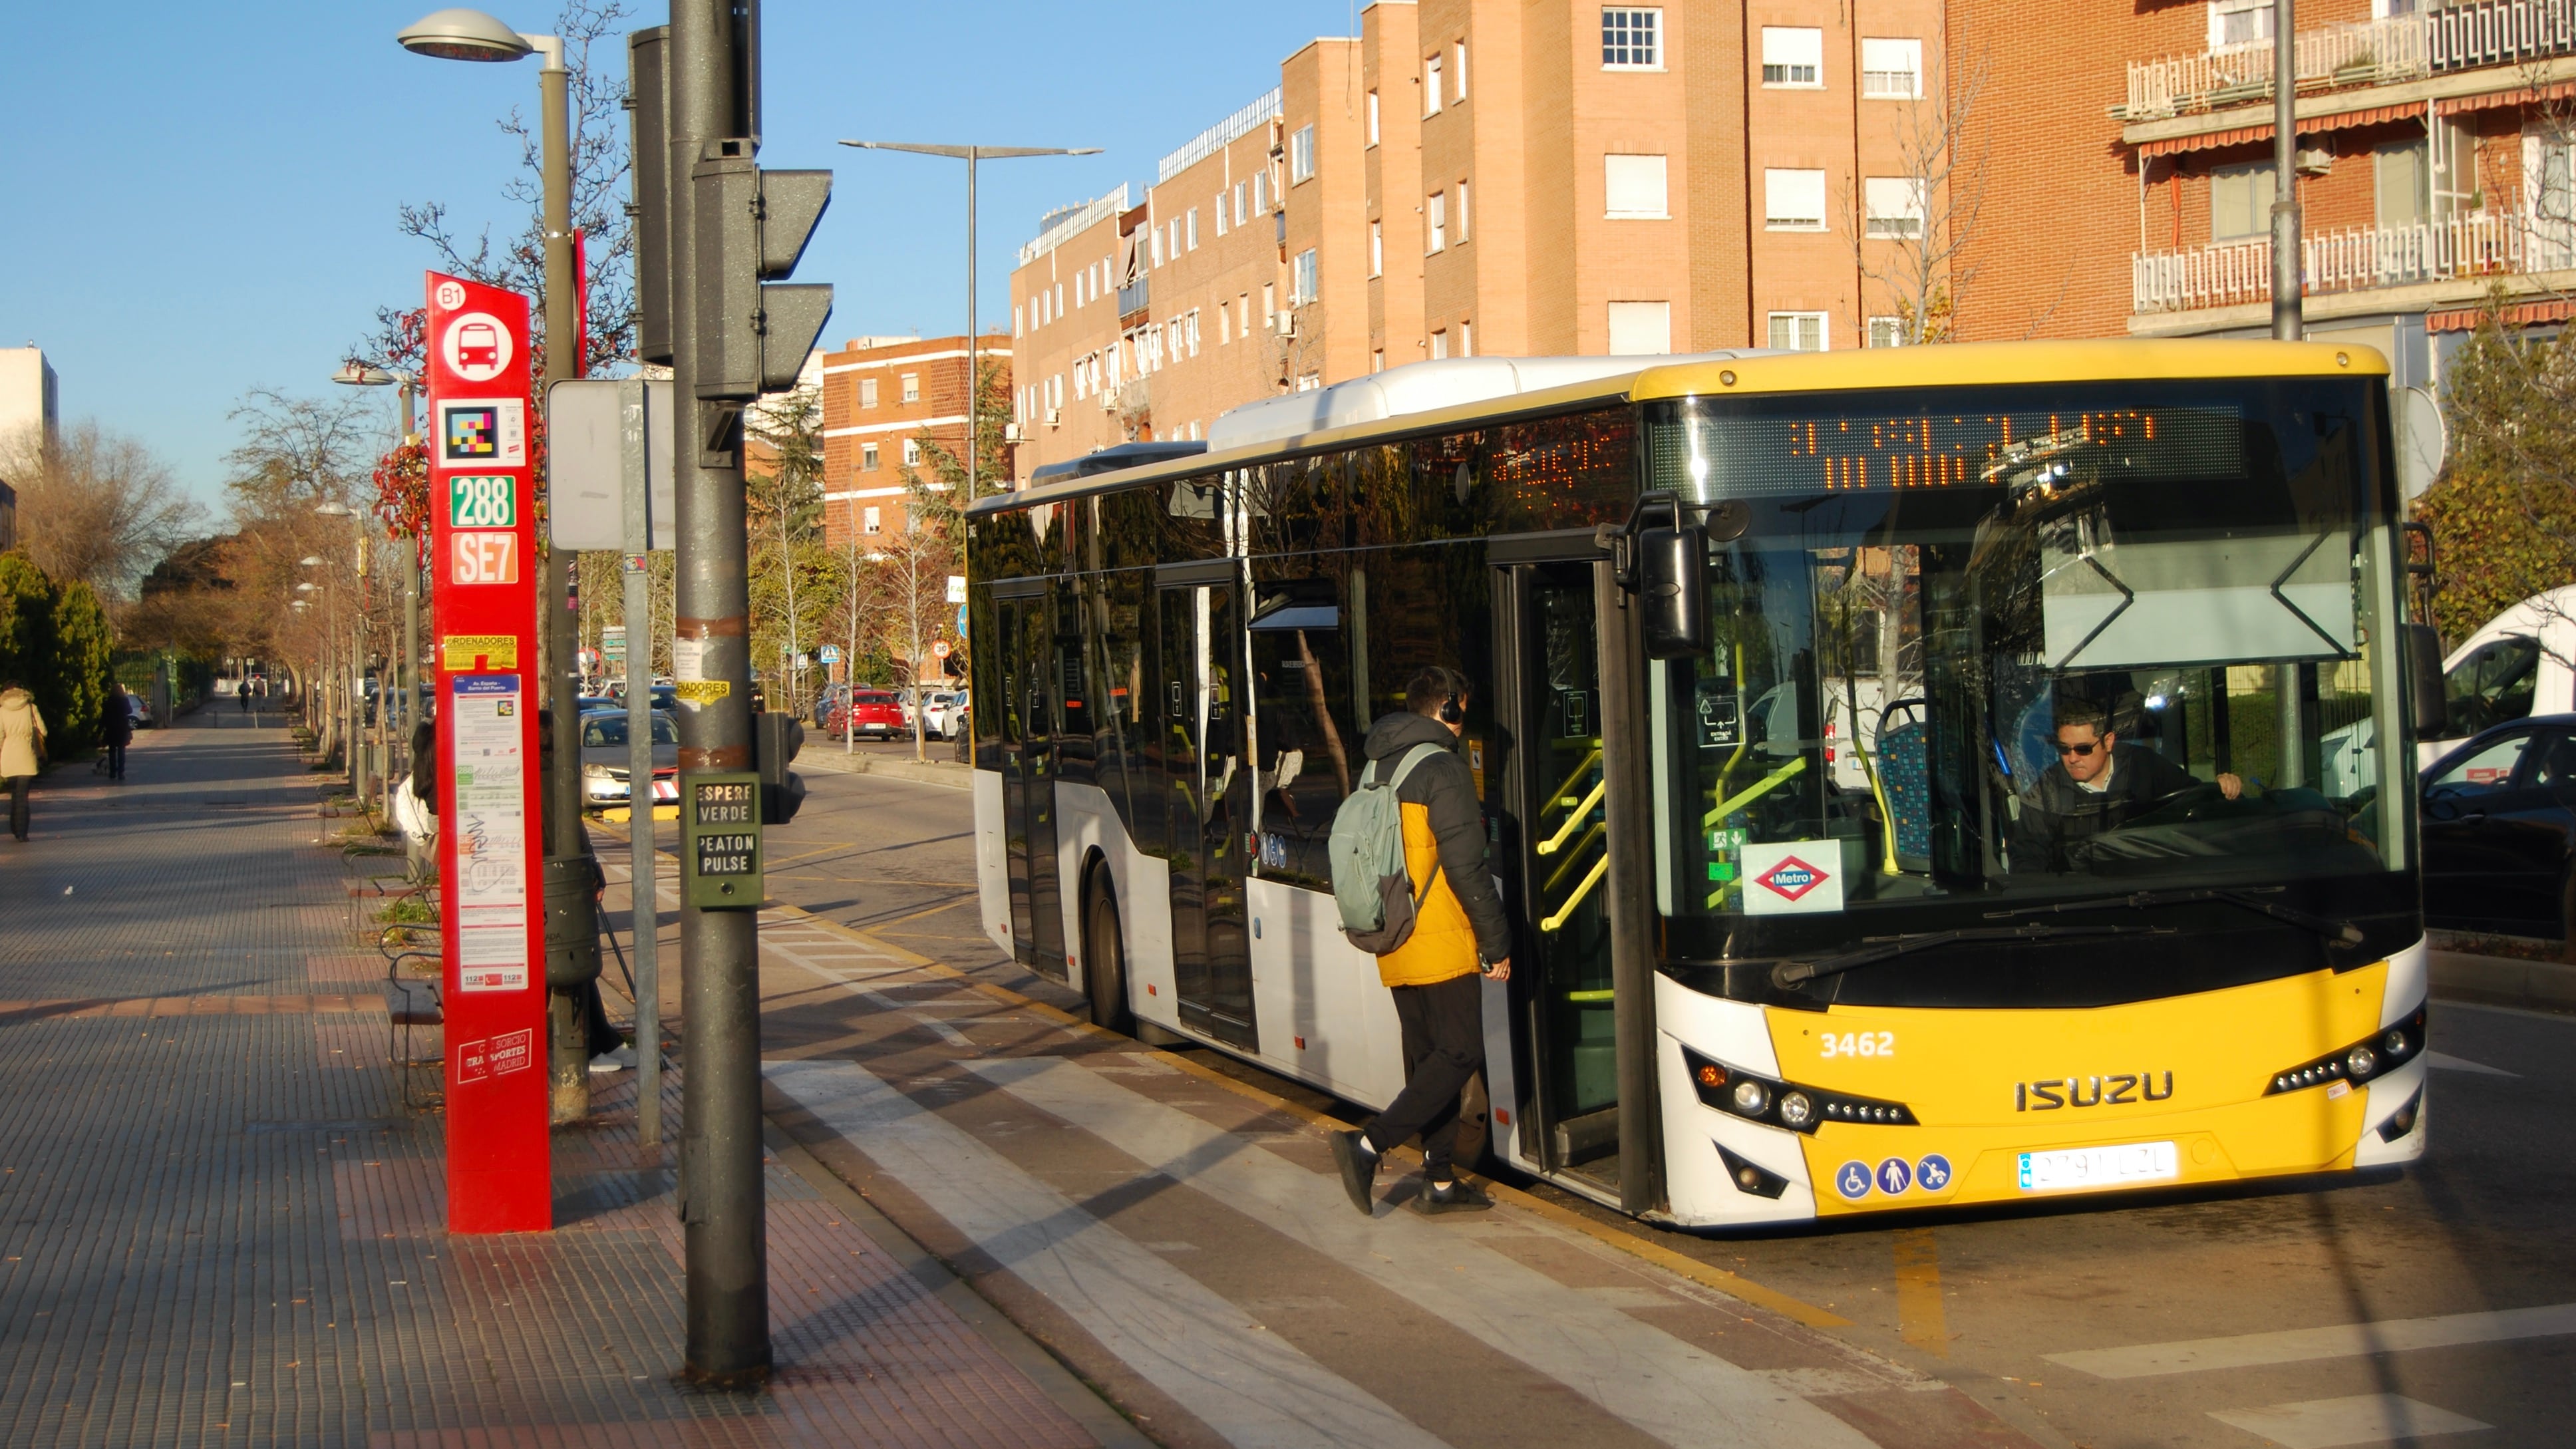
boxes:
[7,776,28,839]
[106,742,126,780]
[1364,970,1484,1176]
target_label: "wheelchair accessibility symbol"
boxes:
[1836,1160,1873,1200]
[1916,1154,1954,1192]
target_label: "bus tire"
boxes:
[1084,875,1135,1036]
[1456,1070,1495,1175]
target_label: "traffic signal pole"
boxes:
[670,0,765,1387]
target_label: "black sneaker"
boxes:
[1329,1130,1380,1215]
[1408,1176,1495,1215]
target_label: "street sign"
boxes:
[601,625,627,663]
[932,639,951,659]
[544,379,675,550]
[427,271,549,1235]
[946,573,967,605]
[818,643,841,664]
[956,603,969,639]
[681,773,763,908]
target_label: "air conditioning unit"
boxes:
[1045,407,1062,428]
[1003,422,1022,444]
[1100,389,1117,412]
[1277,314,1299,340]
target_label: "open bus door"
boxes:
[1496,549,1663,1215]
[1156,563,1258,1046]
[994,582,1065,977]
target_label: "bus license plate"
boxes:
[2017,1141,2179,1193]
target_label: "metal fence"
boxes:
[2122,15,2430,118]
[2430,0,2576,73]
[2132,204,2573,313]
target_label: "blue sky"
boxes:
[0,1,1356,510]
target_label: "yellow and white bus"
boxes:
[965,340,2440,1228]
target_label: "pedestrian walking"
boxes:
[1328,665,1511,1217]
[0,680,48,842]
[239,681,251,715]
[100,686,134,781]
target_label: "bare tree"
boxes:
[1844,41,1991,345]
[0,421,200,601]
[355,0,637,377]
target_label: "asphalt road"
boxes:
[745,764,2576,1449]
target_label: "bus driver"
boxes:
[2011,700,2243,874]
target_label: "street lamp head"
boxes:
[295,583,318,593]
[398,8,532,61]
[334,361,400,388]
[314,502,357,519]
[299,556,326,567]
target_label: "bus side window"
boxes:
[1249,577,1358,889]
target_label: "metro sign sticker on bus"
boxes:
[1741,841,1845,916]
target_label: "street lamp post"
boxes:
[315,504,367,802]
[335,363,420,802]
[839,140,1096,753]
[402,7,602,1123]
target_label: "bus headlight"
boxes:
[2266,1005,2426,1096]
[1680,1046,1915,1135]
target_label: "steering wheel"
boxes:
[2136,781,2238,824]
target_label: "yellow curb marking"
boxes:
[1894,1228,1948,1355]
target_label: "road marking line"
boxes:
[2425,1050,2517,1077]
[969,1054,1878,1449]
[1893,1229,1947,1357]
[2207,1394,2488,1448]
[2046,1301,2576,1379]
[765,1058,1455,1449]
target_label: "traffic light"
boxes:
[751,711,806,824]
[625,27,674,366]
[692,140,832,399]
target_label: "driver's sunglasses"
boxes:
[2058,742,2100,757]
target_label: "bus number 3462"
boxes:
[1821,1032,1896,1059]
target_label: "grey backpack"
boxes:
[1327,742,1448,954]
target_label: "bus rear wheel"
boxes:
[1084,876,1135,1036]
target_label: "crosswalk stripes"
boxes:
[2044,1301,2576,1379]
[2206,1393,2490,1448]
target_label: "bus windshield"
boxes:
[1641,377,2411,998]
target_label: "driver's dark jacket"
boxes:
[2009,744,2203,873]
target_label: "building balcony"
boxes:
[1118,276,1150,327]
[2118,2,2576,122]
[2132,204,2576,315]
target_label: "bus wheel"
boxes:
[1456,1071,1495,1175]
[1085,877,1135,1036]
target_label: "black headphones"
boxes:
[1438,694,1465,726]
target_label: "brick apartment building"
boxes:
[1009,0,1948,481]
[1954,0,2576,482]
[814,333,1011,548]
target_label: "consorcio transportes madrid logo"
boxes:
[1755,855,1830,903]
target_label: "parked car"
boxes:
[2420,713,2576,939]
[819,688,905,738]
[577,708,680,809]
[915,690,963,739]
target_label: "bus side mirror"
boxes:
[1639,524,1710,660]
[2404,623,2447,736]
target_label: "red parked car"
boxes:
[820,688,906,738]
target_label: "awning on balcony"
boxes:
[2436,79,2576,117]
[2136,102,2426,158]
[2428,297,2575,333]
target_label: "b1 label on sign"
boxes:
[450,475,518,528]
[682,772,762,909]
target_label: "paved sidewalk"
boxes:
[0,717,1128,1448]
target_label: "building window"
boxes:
[1239,292,1251,335]
[860,377,878,408]
[1426,54,1444,116]
[1215,193,1228,238]
[863,506,882,534]
[1234,182,1247,225]
[901,373,921,403]
[1455,41,1468,101]
[1432,328,1450,360]
[1456,182,1470,240]
[1861,38,1922,98]
[1291,124,1317,183]
[1186,309,1202,357]
[1428,191,1448,251]
[861,442,880,471]
[1459,320,1473,356]
[1263,281,1277,327]
[1013,304,1023,337]
[1188,208,1200,249]
[1254,170,1271,214]
[1608,301,1672,355]
[1370,220,1384,276]
[1372,348,1386,373]
[1367,90,1380,146]
[1293,249,1319,305]
[1605,154,1669,219]
[2378,141,2431,228]
[1863,176,1925,238]
[1867,316,1907,347]
[1762,27,1823,87]
[902,438,921,468]
[1764,168,1828,230]
[2211,159,2277,240]
[1054,283,1065,317]
[1768,311,1828,351]
[2210,0,2274,50]
[1603,7,1662,69]
[2526,129,2574,232]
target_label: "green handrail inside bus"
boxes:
[1704,754,1808,827]
[1537,778,1606,856]
[1541,854,1609,932]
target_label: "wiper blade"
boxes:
[1769,923,2171,989]
[1986,887,2364,947]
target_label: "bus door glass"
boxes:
[1158,575,1257,1045]
[997,589,1064,973]
[1507,562,1619,1174]
[995,593,1038,961]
